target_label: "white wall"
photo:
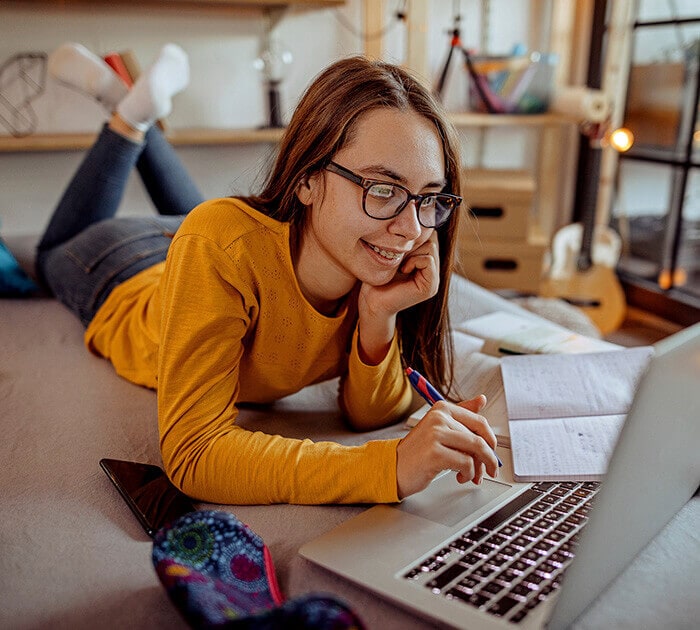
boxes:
[0,0,540,236]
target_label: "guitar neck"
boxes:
[576,142,602,272]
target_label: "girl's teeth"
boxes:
[369,244,401,260]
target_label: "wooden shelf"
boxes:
[450,112,575,128]
[0,113,577,153]
[170,126,285,145]
[0,127,285,153]
[5,0,344,8]
[152,0,343,5]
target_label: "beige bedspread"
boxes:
[1,236,697,630]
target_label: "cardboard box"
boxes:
[461,169,535,240]
[454,227,547,292]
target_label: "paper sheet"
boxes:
[456,311,617,356]
[508,414,626,480]
[500,346,654,419]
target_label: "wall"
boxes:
[0,0,540,236]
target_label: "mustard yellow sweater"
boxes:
[85,199,413,504]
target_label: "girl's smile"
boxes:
[363,240,407,263]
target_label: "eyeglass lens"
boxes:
[365,183,457,227]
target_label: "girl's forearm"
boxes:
[357,312,397,365]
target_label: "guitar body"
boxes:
[541,222,626,335]
[540,264,626,334]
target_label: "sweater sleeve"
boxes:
[338,327,414,429]
[157,233,401,505]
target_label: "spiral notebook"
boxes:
[500,346,654,481]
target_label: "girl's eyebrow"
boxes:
[361,164,446,190]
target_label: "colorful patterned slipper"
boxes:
[222,593,365,629]
[152,510,364,629]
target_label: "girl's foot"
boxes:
[47,42,128,109]
[116,43,189,132]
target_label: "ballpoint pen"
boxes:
[405,366,503,467]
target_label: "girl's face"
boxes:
[297,107,447,299]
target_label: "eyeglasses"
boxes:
[324,161,461,228]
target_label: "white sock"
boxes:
[47,42,128,110]
[116,44,189,132]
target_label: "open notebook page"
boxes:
[500,346,653,481]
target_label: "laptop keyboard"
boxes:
[402,481,600,623]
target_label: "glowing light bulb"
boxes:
[608,127,634,152]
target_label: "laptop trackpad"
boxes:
[397,473,512,527]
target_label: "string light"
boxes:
[607,127,634,152]
[658,267,687,289]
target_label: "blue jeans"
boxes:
[37,124,204,326]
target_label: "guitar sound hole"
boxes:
[484,259,518,271]
[562,297,602,307]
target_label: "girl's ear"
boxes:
[295,171,322,206]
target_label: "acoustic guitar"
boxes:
[540,146,627,335]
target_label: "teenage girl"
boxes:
[39,43,499,505]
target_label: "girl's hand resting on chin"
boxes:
[396,394,500,499]
[359,231,440,322]
[357,232,439,365]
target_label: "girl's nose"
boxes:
[388,199,423,239]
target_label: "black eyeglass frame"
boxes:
[324,161,462,228]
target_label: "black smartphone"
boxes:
[100,458,197,538]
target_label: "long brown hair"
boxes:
[243,55,462,396]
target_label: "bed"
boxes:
[1,234,697,630]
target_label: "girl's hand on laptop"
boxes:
[395,395,499,499]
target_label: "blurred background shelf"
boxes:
[0,127,286,152]
[5,0,345,8]
[0,112,576,153]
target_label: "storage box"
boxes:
[461,169,535,240]
[454,227,547,293]
[468,52,557,114]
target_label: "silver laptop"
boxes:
[300,323,700,629]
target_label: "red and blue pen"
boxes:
[405,366,503,467]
